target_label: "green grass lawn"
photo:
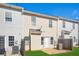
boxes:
[24,50,49,56]
[24,48,79,56]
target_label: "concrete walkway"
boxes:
[0,54,4,56]
[11,52,22,56]
[0,52,22,56]
[42,48,70,54]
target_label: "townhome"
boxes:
[22,11,78,51]
[0,4,79,56]
[0,4,25,55]
[22,10,58,50]
[57,17,78,47]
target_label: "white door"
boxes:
[44,37,49,48]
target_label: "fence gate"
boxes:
[58,39,72,50]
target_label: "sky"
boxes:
[9,3,79,20]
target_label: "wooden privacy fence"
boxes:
[57,39,72,50]
[20,36,30,56]
[78,40,79,46]
[20,39,25,56]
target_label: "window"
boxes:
[63,21,65,28]
[74,37,76,42]
[49,19,52,28]
[9,36,14,46]
[73,23,75,29]
[31,16,36,26]
[0,36,5,48]
[41,37,44,45]
[50,37,53,44]
[5,12,12,22]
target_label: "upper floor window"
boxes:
[63,21,65,28]
[49,19,52,28]
[31,16,36,26]
[73,23,75,29]
[5,12,12,22]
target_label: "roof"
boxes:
[0,3,78,23]
[22,10,58,20]
[0,3,23,12]
[58,16,78,23]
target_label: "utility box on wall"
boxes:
[12,46,19,54]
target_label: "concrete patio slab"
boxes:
[0,54,4,56]
[42,48,71,54]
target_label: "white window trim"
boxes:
[49,19,52,28]
[4,12,12,23]
[8,36,14,46]
[31,16,36,26]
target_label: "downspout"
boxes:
[57,17,59,40]
[78,21,79,45]
[21,8,26,52]
[21,8,31,51]
[56,17,59,48]
[29,29,31,51]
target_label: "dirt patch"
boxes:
[42,48,70,54]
